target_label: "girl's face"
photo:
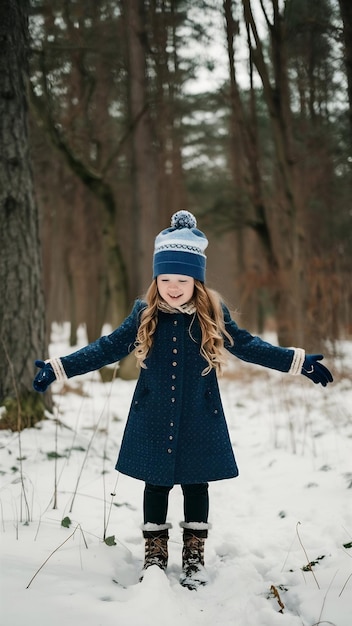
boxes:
[157,274,195,307]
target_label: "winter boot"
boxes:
[140,523,171,580]
[179,522,210,590]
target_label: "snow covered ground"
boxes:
[1,324,352,626]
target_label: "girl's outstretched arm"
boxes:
[222,304,333,386]
[33,299,146,392]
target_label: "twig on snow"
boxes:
[26,523,88,589]
[296,522,320,589]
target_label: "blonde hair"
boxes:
[134,279,234,376]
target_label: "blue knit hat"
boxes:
[153,211,208,282]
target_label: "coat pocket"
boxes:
[205,388,221,417]
[131,386,150,412]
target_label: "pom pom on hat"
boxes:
[153,211,208,282]
[171,210,197,230]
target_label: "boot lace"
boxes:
[144,536,168,570]
[183,535,205,572]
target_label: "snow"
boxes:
[1,324,352,626]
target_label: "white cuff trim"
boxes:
[288,348,305,375]
[45,358,68,382]
[180,521,212,530]
[141,523,172,532]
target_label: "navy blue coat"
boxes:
[60,300,297,486]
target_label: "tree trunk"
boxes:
[123,0,158,294]
[29,87,129,327]
[224,0,274,283]
[242,0,306,346]
[0,0,48,428]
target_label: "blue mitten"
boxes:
[33,360,56,392]
[301,354,333,387]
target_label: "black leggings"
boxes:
[143,482,209,525]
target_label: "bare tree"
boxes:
[29,2,129,331]
[26,0,350,348]
[240,0,307,346]
[0,0,47,428]
[224,0,274,328]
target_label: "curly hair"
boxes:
[134,279,234,376]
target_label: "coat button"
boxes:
[171,385,175,391]
[171,398,175,403]
[173,348,178,354]
[170,422,174,427]
[169,435,173,441]
[172,337,177,342]
[173,320,177,325]
[171,374,176,380]
[167,448,172,453]
[172,361,177,367]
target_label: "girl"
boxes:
[33,210,333,590]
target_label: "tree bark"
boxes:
[224,0,274,254]
[123,0,158,294]
[0,0,48,427]
[242,0,306,346]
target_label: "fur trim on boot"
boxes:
[179,523,210,590]
[141,522,172,533]
[180,521,211,532]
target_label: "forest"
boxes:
[0,0,351,424]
